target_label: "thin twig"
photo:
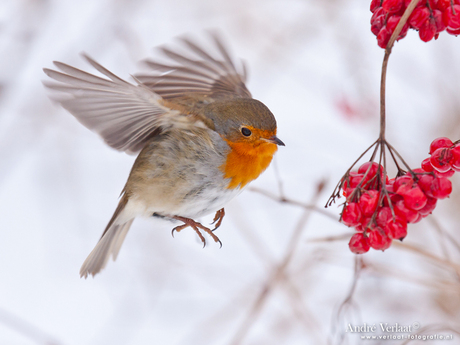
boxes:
[249,187,338,221]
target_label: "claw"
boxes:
[211,208,225,231]
[170,215,222,247]
[171,222,190,238]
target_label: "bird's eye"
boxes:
[241,127,252,137]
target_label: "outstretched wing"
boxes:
[43,55,191,154]
[135,32,252,101]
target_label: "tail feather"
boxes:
[80,194,133,278]
[79,220,134,278]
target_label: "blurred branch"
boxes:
[330,256,364,345]
[392,241,460,276]
[368,261,460,293]
[308,233,353,243]
[0,307,62,345]
[429,216,460,260]
[309,232,460,284]
[272,156,286,199]
[229,180,327,345]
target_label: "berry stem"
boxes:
[386,142,405,174]
[380,56,389,140]
[385,0,420,53]
[385,141,413,174]
[326,139,379,207]
[379,0,420,142]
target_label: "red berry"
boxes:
[404,0,422,7]
[394,175,414,194]
[358,161,383,177]
[450,144,460,170]
[372,15,386,36]
[377,27,392,48]
[411,212,423,223]
[431,177,452,199]
[387,15,401,32]
[343,172,364,190]
[372,7,386,20]
[430,147,453,172]
[419,18,437,42]
[385,183,395,194]
[356,216,373,232]
[429,137,453,154]
[417,174,435,197]
[359,191,380,216]
[437,0,451,11]
[411,168,425,174]
[371,0,382,13]
[377,206,407,240]
[342,203,362,227]
[433,9,446,33]
[419,197,437,216]
[368,227,392,250]
[434,168,455,178]
[421,157,434,172]
[397,21,410,40]
[342,188,351,197]
[349,233,370,254]
[376,206,393,228]
[447,26,460,35]
[443,5,460,29]
[386,220,407,240]
[383,191,403,207]
[371,0,382,12]
[402,185,427,210]
[409,7,430,29]
[371,8,387,35]
[385,15,410,39]
[394,199,419,223]
[382,0,404,13]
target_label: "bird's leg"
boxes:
[211,208,225,231]
[171,216,222,248]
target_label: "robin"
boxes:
[43,33,284,278]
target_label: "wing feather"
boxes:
[135,32,252,100]
[43,33,251,153]
[43,55,188,154]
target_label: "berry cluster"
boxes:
[343,137,457,254]
[371,0,460,48]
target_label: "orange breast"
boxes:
[221,140,278,189]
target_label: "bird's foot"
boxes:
[171,216,222,248]
[211,208,225,231]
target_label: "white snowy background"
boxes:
[1,0,460,344]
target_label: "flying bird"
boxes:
[43,33,284,278]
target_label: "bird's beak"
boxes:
[266,135,285,146]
